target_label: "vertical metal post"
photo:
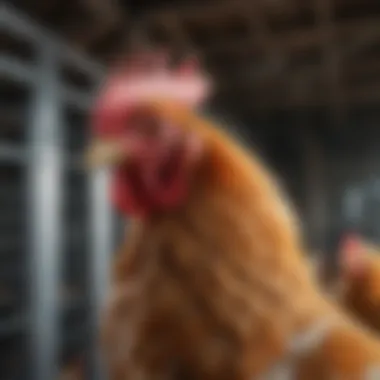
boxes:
[88,168,113,380]
[342,187,364,228]
[27,44,63,380]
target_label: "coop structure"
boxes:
[0,5,117,380]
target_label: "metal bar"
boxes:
[0,3,104,80]
[1,7,107,380]
[63,86,95,111]
[0,56,96,111]
[0,57,95,114]
[61,48,105,82]
[27,43,63,380]
[0,144,83,171]
[0,144,28,163]
[0,56,36,84]
[0,3,47,43]
[88,169,114,380]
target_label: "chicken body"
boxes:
[306,240,380,337]
[337,240,380,335]
[90,103,380,380]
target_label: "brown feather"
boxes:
[339,242,380,334]
[102,103,380,379]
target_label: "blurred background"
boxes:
[1,0,380,379]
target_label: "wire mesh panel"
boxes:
[0,163,29,380]
[0,26,31,378]
[61,168,90,376]
[0,4,115,380]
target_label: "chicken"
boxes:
[336,234,380,334]
[307,252,325,283]
[304,236,380,333]
[86,50,380,379]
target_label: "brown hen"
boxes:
[337,235,380,334]
[87,51,380,380]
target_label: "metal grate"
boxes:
[0,4,115,380]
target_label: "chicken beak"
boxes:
[85,139,126,169]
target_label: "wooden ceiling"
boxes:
[10,0,380,122]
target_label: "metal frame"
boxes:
[27,40,63,380]
[88,169,114,380]
[1,4,112,380]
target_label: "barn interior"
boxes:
[2,0,380,379]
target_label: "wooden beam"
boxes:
[216,47,380,95]
[144,0,304,26]
[206,18,380,57]
[249,1,288,78]
[141,4,380,87]
[312,0,345,125]
[62,0,123,50]
[153,13,198,55]
[144,0,254,25]
[242,0,288,115]
[142,0,380,57]
[217,79,380,110]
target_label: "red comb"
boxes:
[340,234,363,253]
[339,233,368,276]
[92,50,212,136]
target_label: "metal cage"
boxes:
[0,4,118,380]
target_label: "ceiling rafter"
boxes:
[217,37,380,95]
[151,13,199,56]
[312,0,345,125]
[243,0,289,114]
[206,17,380,57]
[15,0,380,117]
[221,78,380,110]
